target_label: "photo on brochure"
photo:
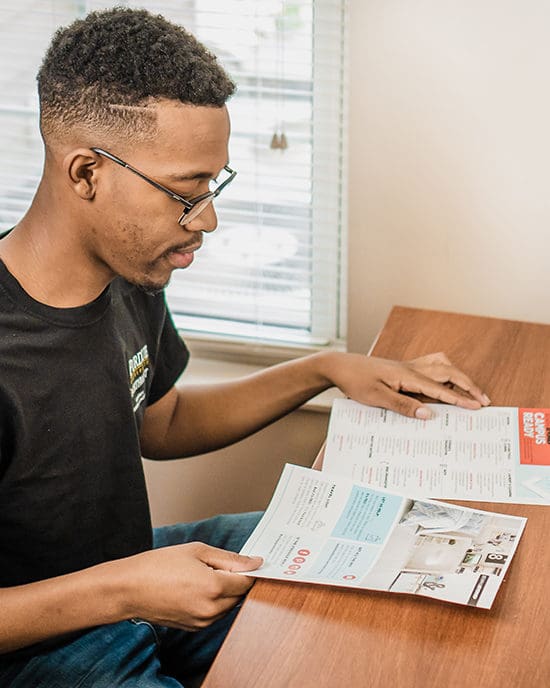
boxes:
[367,499,523,606]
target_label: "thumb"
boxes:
[199,545,263,573]
[374,387,434,420]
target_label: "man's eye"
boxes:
[175,179,213,197]
[175,183,200,197]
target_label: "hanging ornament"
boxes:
[270,131,289,150]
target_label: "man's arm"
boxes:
[0,544,261,654]
[140,350,489,459]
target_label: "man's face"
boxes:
[90,101,231,292]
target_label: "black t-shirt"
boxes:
[0,259,189,587]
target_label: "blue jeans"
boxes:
[0,512,262,687]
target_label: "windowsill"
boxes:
[182,355,345,413]
[182,330,347,367]
[178,328,347,412]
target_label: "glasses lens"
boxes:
[178,196,214,225]
[209,167,232,192]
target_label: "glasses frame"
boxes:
[91,147,236,225]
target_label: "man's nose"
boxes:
[185,202,218,233]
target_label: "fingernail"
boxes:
[415,407,433,420]
[482,394,491,405]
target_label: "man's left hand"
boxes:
[319,351,490,420]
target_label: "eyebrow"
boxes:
[165,163,230,183]
[166,171,215,181]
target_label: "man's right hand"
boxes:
[0,543,262,654]
[116,543,263,631]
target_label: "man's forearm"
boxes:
[0,561,127,654]
[143,351,334,459]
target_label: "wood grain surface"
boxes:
[203,307,550,688]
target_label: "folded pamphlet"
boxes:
[323,399,550,504]
[240,463,526,609]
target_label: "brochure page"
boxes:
[240,464,526,609]
[323,399,550,504]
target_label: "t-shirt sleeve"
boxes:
[147,306,190,406]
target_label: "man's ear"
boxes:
[64,149,101,200]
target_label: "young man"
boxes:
[0,8,489,686]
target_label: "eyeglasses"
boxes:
[91,147,236,226]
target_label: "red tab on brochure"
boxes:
[518,408,550,465]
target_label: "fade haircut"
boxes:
[37,7,236,144]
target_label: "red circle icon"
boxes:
[284,570,297,575]
[297,549,311,556]
[293,557,306,564]
[343,574,357,580]
[288,564,301,570]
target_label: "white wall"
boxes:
[348,1,550,353]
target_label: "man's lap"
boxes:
[152,511,262,553]
[0,511,262,688]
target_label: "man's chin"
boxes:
[136,283,165,296]
[130,273,171,296]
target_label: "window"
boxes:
[0,0,348,347]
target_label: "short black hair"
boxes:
[37,7,236,143]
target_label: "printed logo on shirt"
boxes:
[128,344,150,412]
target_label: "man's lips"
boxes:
[166,243,201,269]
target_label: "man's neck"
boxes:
[0,197,113,308]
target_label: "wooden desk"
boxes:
[203,307,550,688]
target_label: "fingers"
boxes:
[408,355,490,407]
[368,386,433,419]
[411,351,452,366]
[200,545,262,574]
[364,367,488,419]
[338,352,491,420]
[432,366,488,405]
[396,373,483,410]
[198,545,263,597]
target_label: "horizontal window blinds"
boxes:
[0,0,347,345]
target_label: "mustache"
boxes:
[160,239,203,260]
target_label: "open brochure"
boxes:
[323,399,550,504]
[240,464,526,608]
